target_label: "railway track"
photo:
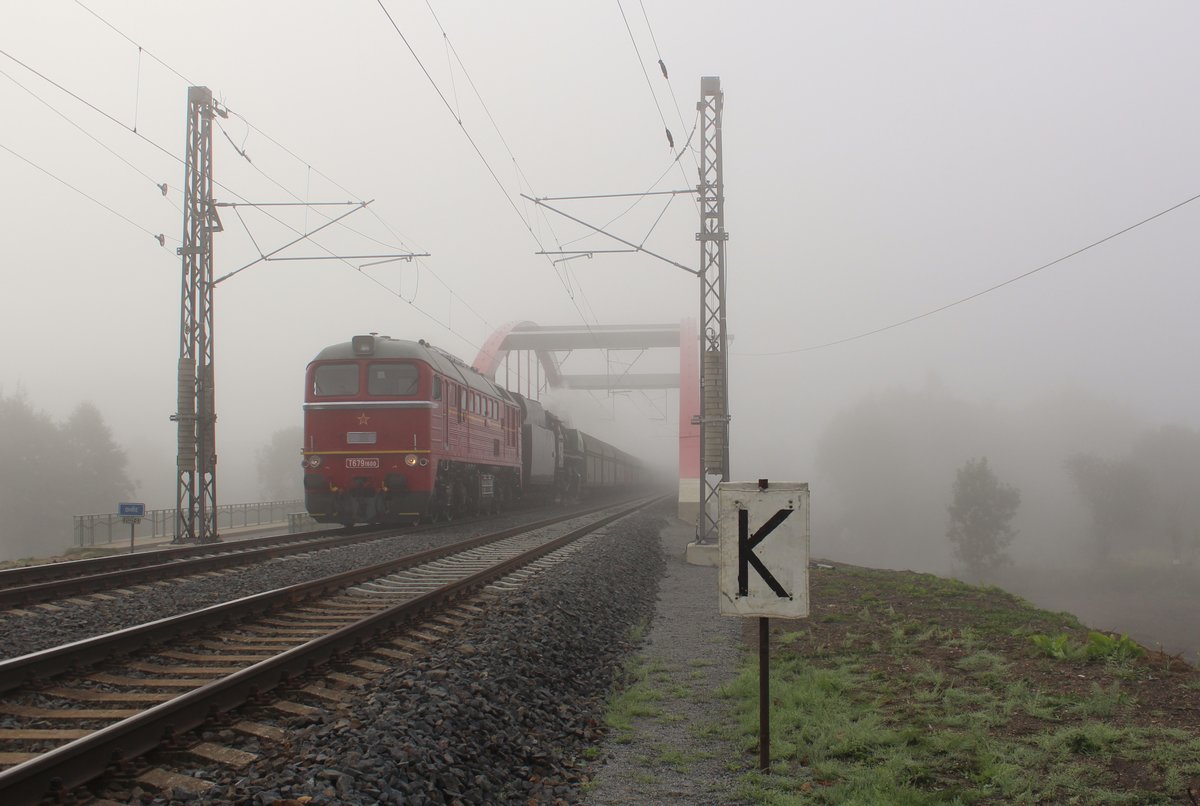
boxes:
[0,526,375,608]
[0,497,656,803]
[0,499,622,611]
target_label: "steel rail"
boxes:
[0,525,358,589]
[0,497,644,693]
[0,525,396,609]
[0,497,631,603]
[0,496,657,804]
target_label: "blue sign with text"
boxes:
[118,502,146,518]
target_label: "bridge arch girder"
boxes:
[472,322,682,394]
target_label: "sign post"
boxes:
[718,480,810,771]
[118,502,146,554]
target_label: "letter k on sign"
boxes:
[718,482,810,619]
[738,508,793,598]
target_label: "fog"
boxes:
[2,3,1198,648]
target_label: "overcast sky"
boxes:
[3,1,1199,507]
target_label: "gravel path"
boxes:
[582,516,749,805]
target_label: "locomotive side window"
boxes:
[367,363,419,396]
[313,363,359,396]
[433,376,442,400]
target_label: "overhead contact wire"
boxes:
[378,0,603,337]
[743,190,1200,357]
[0,141,173,246]
[0,65,180,210]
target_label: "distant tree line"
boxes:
[0,391,133,560]
[256,425,303,502]
[1064,425,1200,566]
[815,383,1200,576]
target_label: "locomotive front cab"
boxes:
[303,335,439,525]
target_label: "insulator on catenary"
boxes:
[658,59,668,79]
[665,128,674,149]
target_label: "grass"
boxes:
[591,563,1200,803]
[604,655,663,736]
[713,564,1200,804]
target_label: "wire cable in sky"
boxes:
[615,0,698,213]
[560,114,699,249]
[739,190,1200,357]
[65,3,437,273]
[0,46,180,166]
[16,5,498,357]
[615,0,670,144]
[0,65,180,210]
[0,140,172,247]
[74,0,195,86]
[636,0,699,172]
[421,0,575,277]
[375,0,603,336]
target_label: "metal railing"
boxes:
[73,500,305,546]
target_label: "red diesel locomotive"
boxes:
[302,334,642,525]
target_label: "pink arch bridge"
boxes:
[471,321,700,522]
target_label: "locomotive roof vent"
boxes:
[352,334,375,356]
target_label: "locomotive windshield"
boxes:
[368,362,420,396]
[313,363,359,396]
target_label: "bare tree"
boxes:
[946,457,1020,580]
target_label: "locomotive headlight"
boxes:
[305,455,322,468]
[405,454,419,467]
[419,458,429,467]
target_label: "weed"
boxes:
[950,626,982,651]
[1030,631,1145,664]
[1069,682,1132,718]
[1085,631,1145,662]
[1030,632,1078,660]
[955,650,1010,686]
[1040,723,1124,757]
[653,744,694,771]
[627,619,649,644]
[604,657,663,733]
